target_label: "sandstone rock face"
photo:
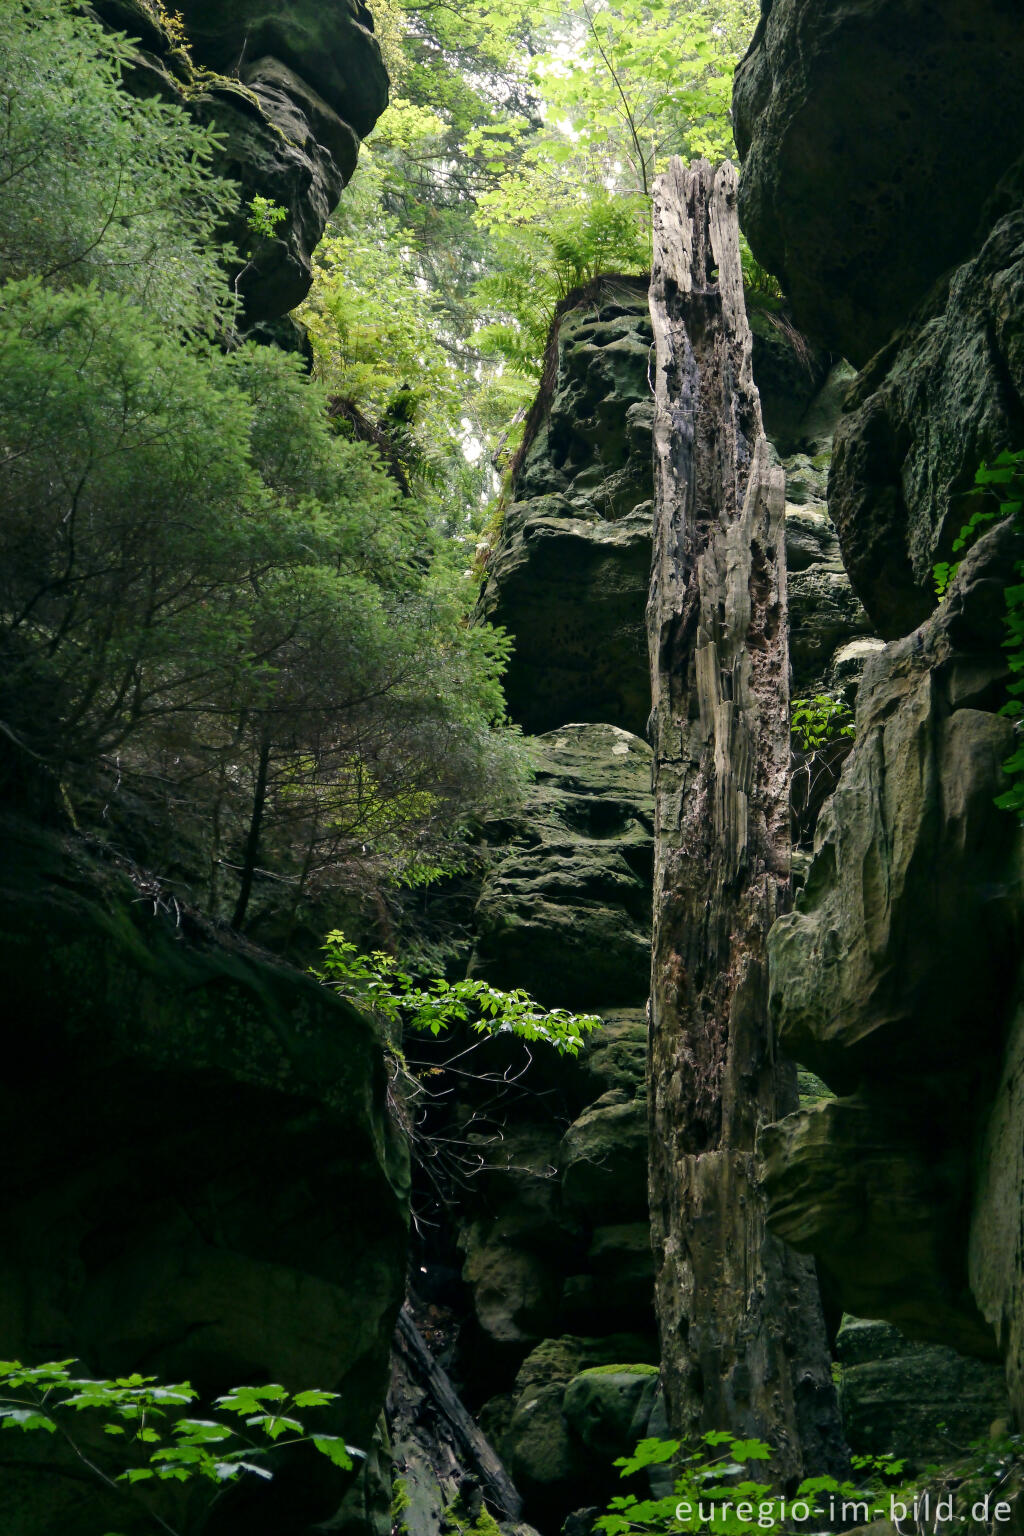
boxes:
[454,1011,654,1370]
[469,725,653,1011]
[477,282,655,737]
[478,280,837,736]
[92,0,387,325]
[733,0,1024,365]
[761,523,1024,1396]
[829,205,1024,638]
[0,816,408,1536]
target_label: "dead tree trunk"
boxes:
[388,1305,525,1535]
[646,159,845,1480]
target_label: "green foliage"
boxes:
[0,0,238,336]
[597,1433,900,1536]
[527,0,759,196]
[317,931,602,1054]
[246,195,288,241]
[465,0,759,376]
[932,448,1024,817]
[0,1360,360,1536]
[0,0,527,931]
[474,189,651,378]
[790,695,856,752]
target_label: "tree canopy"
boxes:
[0,0,524,942]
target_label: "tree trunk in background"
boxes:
[646,158,845,1479]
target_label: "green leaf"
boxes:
[729,1438,772,1461]
[0,1409,57,1433]
[312,1435,358,1470]
[248,1412,304,1440]
[216,1385,289,1416]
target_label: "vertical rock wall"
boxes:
[736,0,1024,1428]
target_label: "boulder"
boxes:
[749,307,830,453]
[733,1,1024,364]
[759,1097,997,1359]
[494,1339,658,1527]
[761,522,1024,1400]
[836,1318,1009,1466]
[769,519,1022,1087]
[560,1090,648,1224]
[777,363,878,697]
[577,1009,648,1100]
[562,1365,657,1460]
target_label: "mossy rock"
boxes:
[562,1367,658,1460]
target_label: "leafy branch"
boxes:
[316,931,602,1055]
[0,1360,360,1536]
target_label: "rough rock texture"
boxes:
[477,281,655,737]
[829,204,1024,638]
[476,278,829,738]
[0,816,409,1536]
[736,0,1024,1432]
[780,362,876,696]
[494,1340,658,1524]
[469,725,653,1010]
[445,1016,656,1528]
[749,307,829,453]
[92,0,387,324]
[762,522,1024,1395]
[836,1317,1009,1466]
[454,1011,655,1375]
[733,0,1024,366]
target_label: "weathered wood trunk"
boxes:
[646,159,845,1479]
[388,1305,526,1536]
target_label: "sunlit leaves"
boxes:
[317,930,602,1054]
[0,0,239,335]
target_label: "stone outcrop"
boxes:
[829,202,1024,638]
[477,281,655,737]
[469,725,653,1010]
[736,1,1024,1435]
[780,362,877,696]
[92,0,387,325]
[477,279,850,739]
[0,815,408,1536]
[760,521,1024,1398]
[733,0,1024,366]
[490,1339,658,1525]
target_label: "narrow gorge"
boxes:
[0,2,1021,1535]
